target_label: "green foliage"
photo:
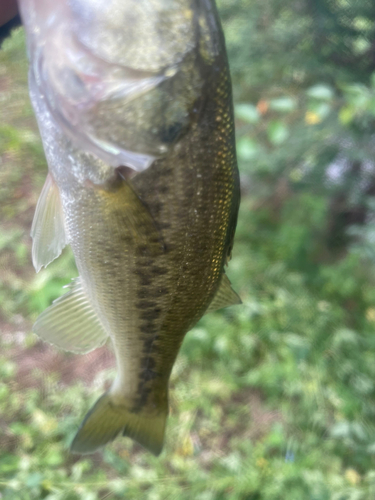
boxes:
[2,1,375,498]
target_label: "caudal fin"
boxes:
[70,392,168,456]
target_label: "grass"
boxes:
[1,27,375,500]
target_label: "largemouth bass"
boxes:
[20,0,241,455]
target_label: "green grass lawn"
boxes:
[1,26,375,500]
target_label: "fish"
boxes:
[19,0,241,456]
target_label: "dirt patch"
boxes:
[241,389,282,441]
[220,388,282,451]
[12,341,116,390]
[195,387,282,462]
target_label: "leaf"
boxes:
[26,472,43,488]
[342,84,369,109]
[339,106,354,125]
[0,454,20,473]
[330,421,351,439]
[267,121,289,145]
[235,103,260,123]
[236,137,259,160]
[305,111,321,125]
[308,102,331,120]
[269,97,296,113]
[306,84,334,100]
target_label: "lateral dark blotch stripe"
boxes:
[119,234,132,245]
[150,201,163,216]
[136,301,158,309]
[141,277,152,286]
[138,354,159,382]
[135,270,152,286]
[138,258,154,267]
[141,369,158,382]
[151,267,167,275]
[144,357,156,369]
[158,185,169,194]
[157,167,173,177]
[140,324,157,335]
[162,243,174,253]
[132,386,152,412]
[142,335,158,351]
[136,245,149,255]
[140,309,162,321]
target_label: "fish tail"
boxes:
[70,391,168,456]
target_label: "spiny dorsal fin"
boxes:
[206,273,242,313]
[31,173,68,272]
[33,278,109,354]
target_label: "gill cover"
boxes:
[19,0,199,173]
[20,0,160,171]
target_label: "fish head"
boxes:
[20,0,218,174]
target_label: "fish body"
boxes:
[20,0,240,455]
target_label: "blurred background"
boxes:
[2,0,375,498]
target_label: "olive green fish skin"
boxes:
[26,0,240,451]
[50,0,239,416]
[69,50,237,416]
[130,62,239,411]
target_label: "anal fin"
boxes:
[33,278,109,354]
[206,273,242,313]
[31,173,68,272]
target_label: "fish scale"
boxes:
[129,65,238,405]
[21,0,241,455]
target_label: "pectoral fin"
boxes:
[101,171,164,256]
[33,278,109,354]
[31,173,68,272]
[206,273,242,313]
